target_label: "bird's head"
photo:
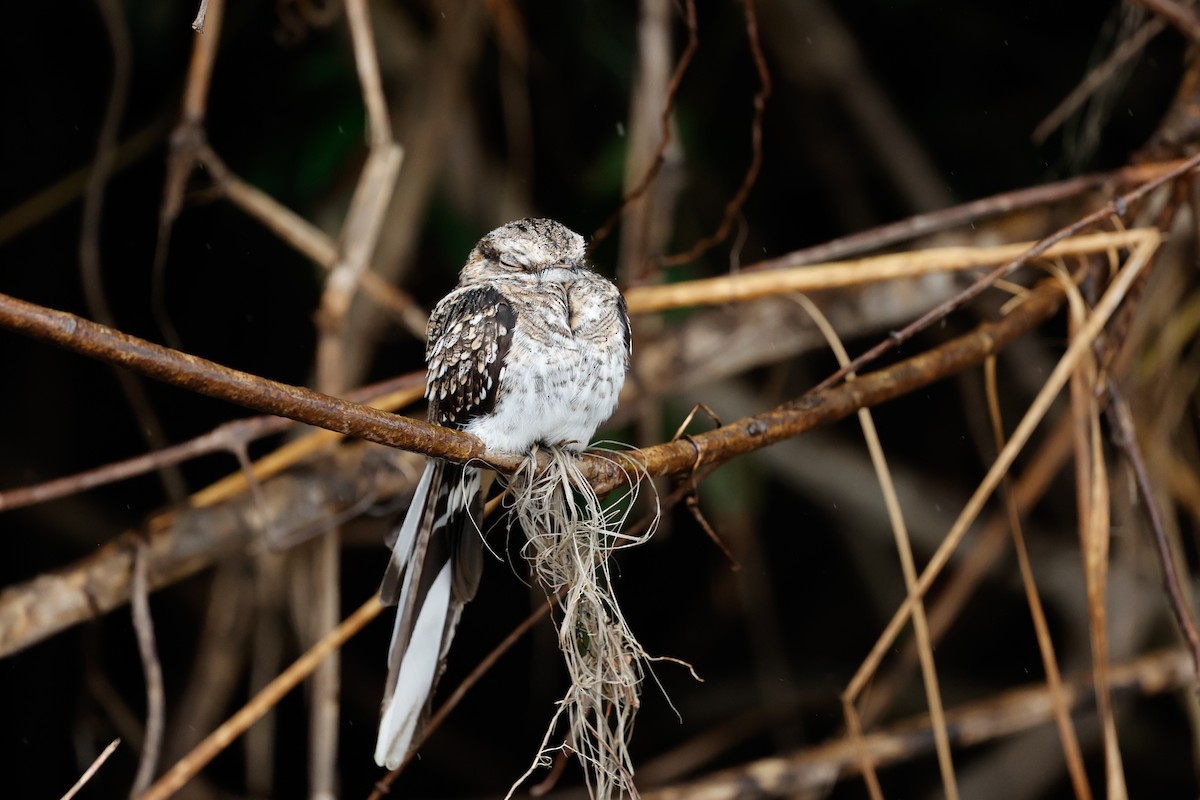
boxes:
[460,218,589,285]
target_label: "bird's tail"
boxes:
[375,460,485,769]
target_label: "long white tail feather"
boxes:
[388,461,436,578]
[375,561,454,769]
[376,460,485,769]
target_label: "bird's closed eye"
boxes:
[499,252,527,269]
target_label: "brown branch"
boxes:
[0,291,482,464]
[659,0,771,268]
[0,255,1061,503]
[1,195,1096,504]
[806,150,1200,395]
[4,243,1067,488]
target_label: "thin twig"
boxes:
[154,0,224,348]
[81,0,131,336]
[85,0,187,503]
[1080,353,1129,796]
[130,540,166,795]
[1107,379,1200,687]
[592,0,698,247]
[985,357,1092,800]
[345,0,392,145]
[1057,260,1127,795]
[1033,16,1165,144]
[60,738,121,800]
[660,0,771,268]
[191,0,208,32]
[1129,0,1200,42]
[0,416,269,512]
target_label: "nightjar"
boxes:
[375,218,631,769]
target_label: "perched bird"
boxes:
[375,218,632,769]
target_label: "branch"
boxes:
[0,291,486,465]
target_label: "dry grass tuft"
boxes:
[505,446,658,800]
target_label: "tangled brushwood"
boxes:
[505,446,658,800]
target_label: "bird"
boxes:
[374,218,632,770]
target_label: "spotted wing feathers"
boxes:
[425,286,516,428]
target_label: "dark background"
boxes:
[0,1,1193,798]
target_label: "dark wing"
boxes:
[617,292,632,357]
[424,285,517,428]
